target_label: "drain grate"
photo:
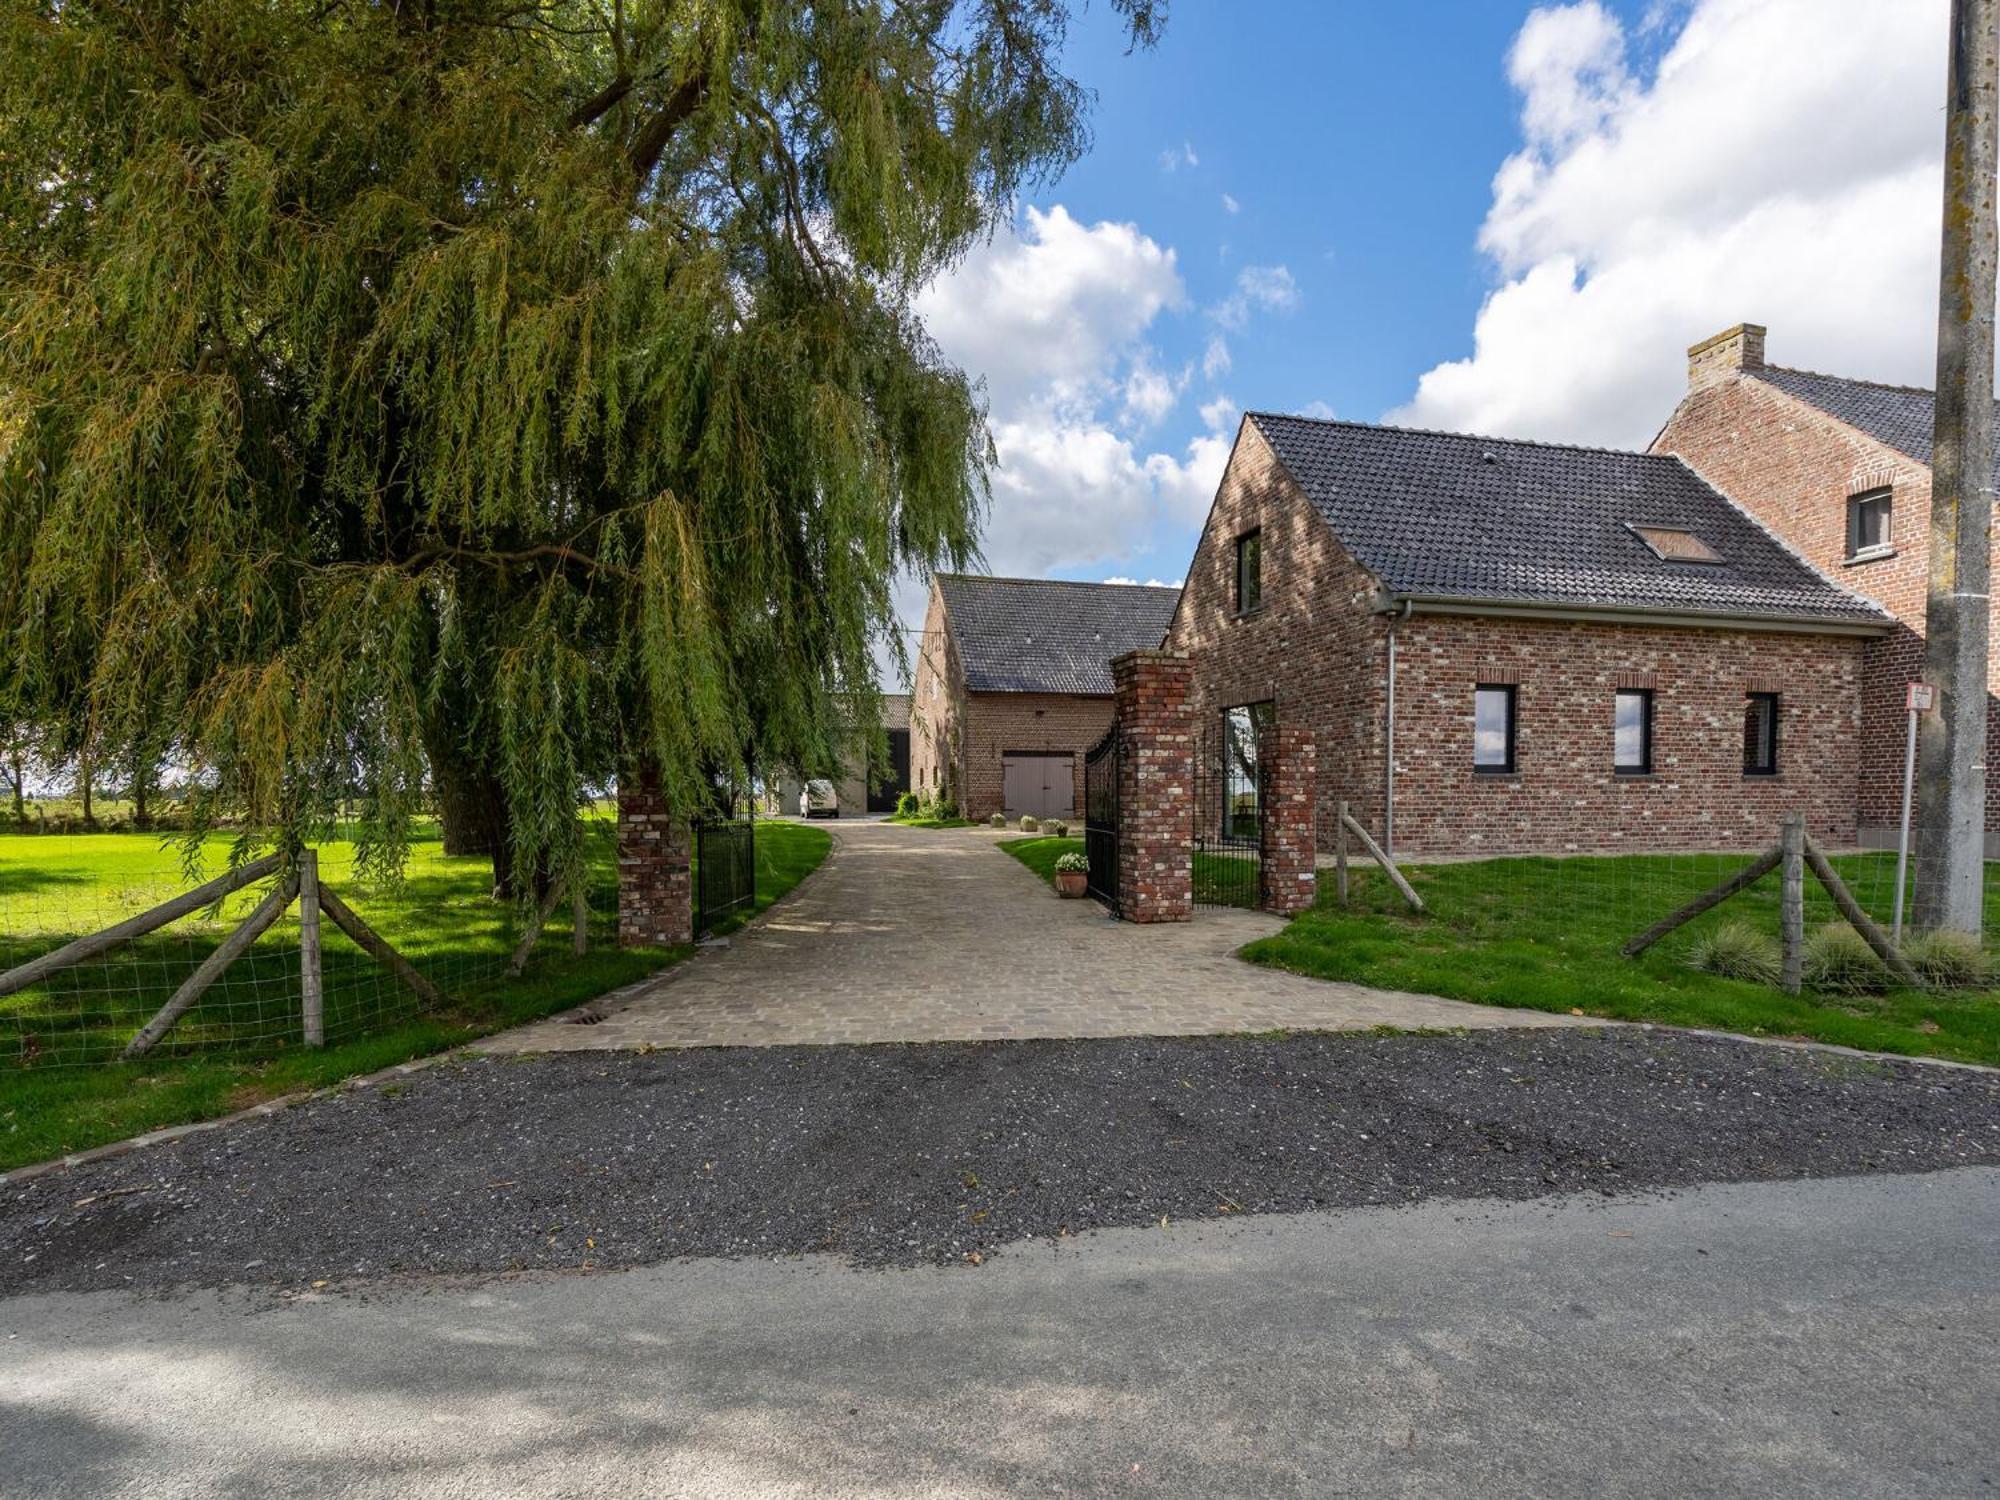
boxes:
[567,1009,608,1026]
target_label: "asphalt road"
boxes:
[5,1168,1995,1499]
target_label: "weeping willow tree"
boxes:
[0,0,1163,896]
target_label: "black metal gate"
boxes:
[1083,727,1121,912]
[1194,705,1268,909]
[695,815,755,935]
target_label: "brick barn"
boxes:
[1653,322,2000,851]
[911,574,1181,821]
[1165,410,1892,858]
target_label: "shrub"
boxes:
[894,791,921,819]
[1899,929,1991,990]
[1054,852,1089,873]
[921,794,957,820]
[1048,819,1069,837]
[989,812,1006,827]
[1685,922,1782,986]
[1019,814,1039,832]
[1803,924,1889,995]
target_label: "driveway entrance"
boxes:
[483,823,1585,1052]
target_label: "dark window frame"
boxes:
[1233,528,1263,616]
[1614,688,1654,775]
[1846,488,1893,560]
[1472,683,1517,775]
[1743,691,1779,777]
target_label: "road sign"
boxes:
[1907,682,1937,713]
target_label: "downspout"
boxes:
[1383,600,1412,857]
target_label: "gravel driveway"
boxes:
[3,1028,1994,1296]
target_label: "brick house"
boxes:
[1653,322,2000,849]
[1165,411,1892,857]
[911,574,1181,820]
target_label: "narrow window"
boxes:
[1614,689,1653,774]
[1473,685,1516,773]
[1744,692,1779,776]
[1234,529,1262,615]
[1847,489,1892,559]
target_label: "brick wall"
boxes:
[1113,650,1194,922]
[956,691,1115,821]
[909,583,965,806]
[1259,723,1317,913]
[1166,419,1388,850]
[1654,370,2000,835]
[1388,614,1863,854]
[617,761,691,948]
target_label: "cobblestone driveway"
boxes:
[482,820,1587,1052]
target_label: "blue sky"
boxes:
[895,0,1952,652]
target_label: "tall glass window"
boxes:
[1473,685,1516,773]
[1614,689,1653,774]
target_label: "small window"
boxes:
[1234,529,1262,615]
[1744,692,1779,776]
[1473,685,1516,773]
[1847,489,1892,558]
[1631,525,1723,564]
[1614,689,1653,774]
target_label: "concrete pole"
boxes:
[1914,0,1999,934]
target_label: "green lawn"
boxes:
[1245,849,2000,1067]
[1001,834,1260,908]
[885,814,977,829]
[1002,836,2000,1066]
[0,820,829,1170]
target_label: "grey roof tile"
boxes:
[937,575,1181,695]
[1749,364,2000,481]
[1247,412,1889,628]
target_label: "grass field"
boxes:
[1003,835,2000,1066]
[884,813,977,829]
[0,820,830,1169]
[1001,834,1261,908]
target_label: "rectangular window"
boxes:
[1473,685,1516,773]
[1743,692,1779,776]
[1847,489,1892,559]
[1614,689,1653,774]
[1234,529,1262,615]
[1221,702,1274,841]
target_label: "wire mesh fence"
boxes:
[0,811,625,1069]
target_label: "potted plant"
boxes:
[1054,851,1089,898]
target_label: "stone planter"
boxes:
[1055,869,1088,899]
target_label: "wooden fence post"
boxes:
[1780,813,1805,995]
[299,848,324,1048]
[1334,799,1350,907]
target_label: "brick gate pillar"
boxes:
[1260,724,1317,915]
[617,760,692,948]
[1112,649,1194,923]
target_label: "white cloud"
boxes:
[1397,0,1949,447]
[1104,576,1186,588]
[1210,264,1301,332]
[1121,356,1184,430]
[1159,141,1200,172]
[1221,193,1241,215]
[1299,399,1337,421]
[1199,394,1240,433]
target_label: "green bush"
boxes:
[1019,814,1039,833]
[894,791,921,818]
[921,793,957,820]
[1684,921,1782,986]
[1803,923,1890,995]
[1054,851,1089,873]
[1900,928,1991,990]
[989,811,1006,827]
[1048,819,1069,837]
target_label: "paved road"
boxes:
[485,819,1587,1051]
[4,1169,1993,1498]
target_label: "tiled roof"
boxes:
[936,575,1181,694]
[1247,413,1890,628]
[1750,364,2000,479]
[880,693,910,731]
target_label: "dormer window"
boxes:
[1630,524,1722,564]
[1847,489,1892,560]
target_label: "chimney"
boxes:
[1687,323,1766,391]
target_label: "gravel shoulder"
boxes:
[3,1027,1996,1296]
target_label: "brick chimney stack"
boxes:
[1687,323,1766,391]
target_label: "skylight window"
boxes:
[1630,525,1723,564]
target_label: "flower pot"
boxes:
[1055,869,1088,898]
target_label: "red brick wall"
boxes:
[1113,651,1194,922]
[1653,372,1994,834]
[1388,614,1864,854]
[909,583,965,807]
[1259,723,1317,913]
[1166,420,1389,849]
[617,761,691,948]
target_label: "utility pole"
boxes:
[1914,0,2000,934]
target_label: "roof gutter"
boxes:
[1378,594,1892,639]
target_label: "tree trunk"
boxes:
[131,751,151,831]
[5,746,21,825]
[422,717,517,897]
[78,751,93,827]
